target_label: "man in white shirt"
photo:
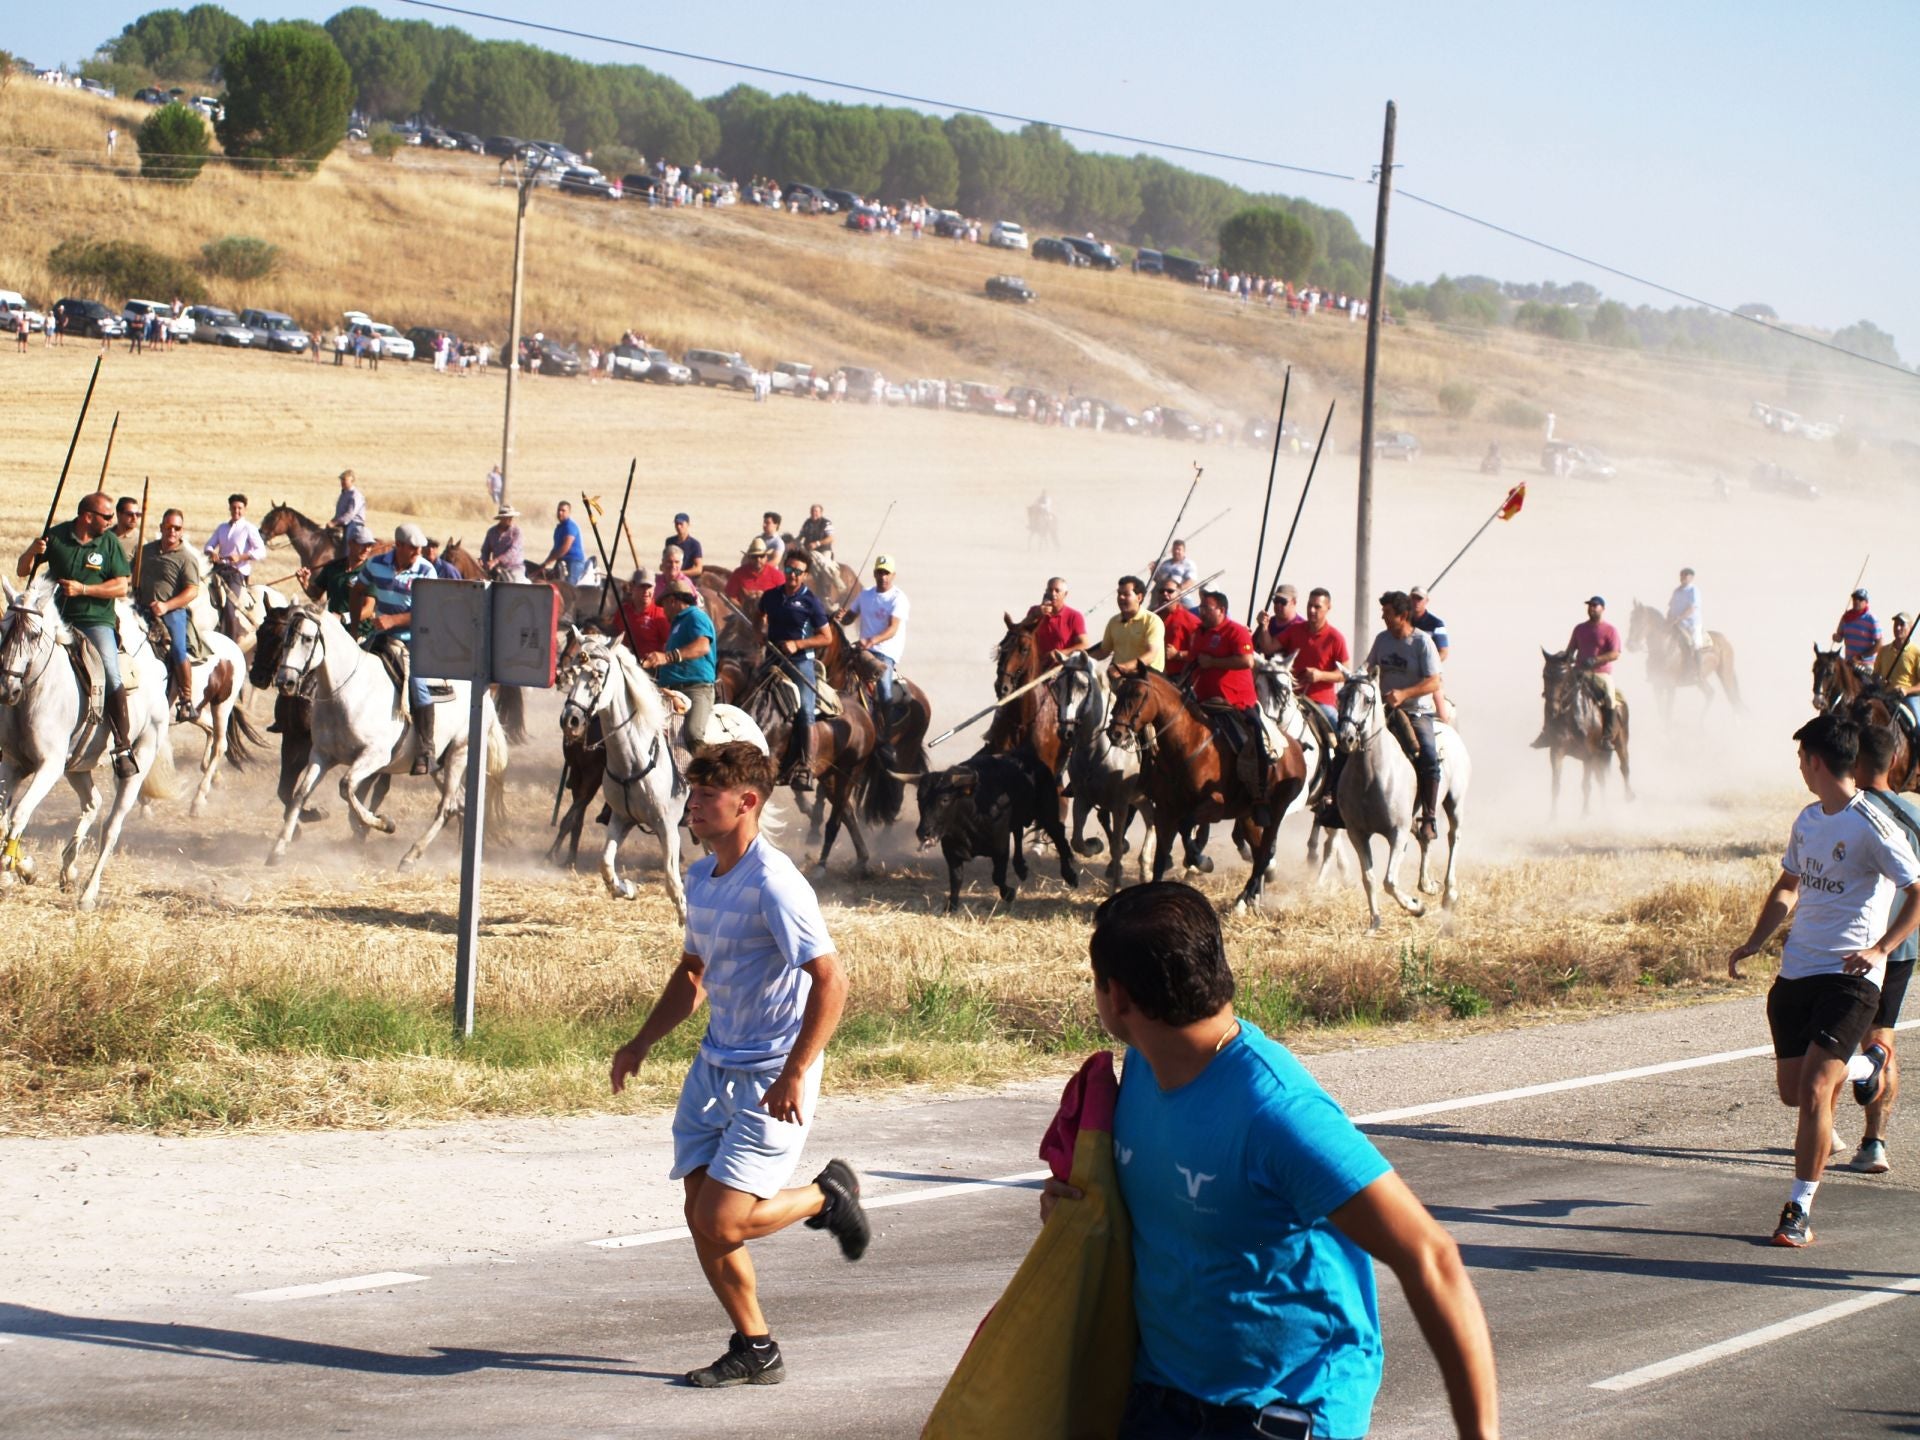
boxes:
[203,493,267,578]
[1666,566,1703,676]
[1730,713,1920,1246]
[837,556,908,710]
[610,742,870,1387]
[1151,539,1200,612]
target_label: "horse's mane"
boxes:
[607,640,668,734]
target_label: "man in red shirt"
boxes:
[1157,578,1201,676]
[1280,587,1351,726]
[1190,590,1278,810]
[1534,594,1623,746]
[620,570,670,656]
[724,538,785,607]
[1030,577,1090,663]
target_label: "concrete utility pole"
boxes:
[499,159,536,509]
[1354,100,1396,645]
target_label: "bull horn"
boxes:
[886,769,925,782]
[1542,646,1554,659]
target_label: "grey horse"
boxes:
[1251,654,1336,880]
[1331,667,1471,931]
[1049,652,1150,886]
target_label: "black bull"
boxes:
[914,750,1079,914]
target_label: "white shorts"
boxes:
[669,1056,823,1199]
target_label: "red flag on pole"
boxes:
[1496,482,1526,521]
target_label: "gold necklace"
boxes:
[1213,1021,1240,1053]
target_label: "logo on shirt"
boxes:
[1833,841,1848,863]
[1175,1164,1217,1202]
[86,552,103,568]
[1117,1145,1133,1166]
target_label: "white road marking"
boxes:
[1592,1275,1920,1391]
[589,1168,1050,1250]
[1353,1017,1920,1126]
[236,1272,428,1302]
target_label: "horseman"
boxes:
[1031,577,1090,663]
[204,492,267,581]
[756,551,832,790]
[1874,612,1920,731]
[1667,567,1705,680]
[1280,586,1350,729]
[298,522,377,624]
[620,567,671,657]
[480,505,525,583]
[1837,586,1882,669]
[1150,539,1199,612]
[1158,577,1200,677]
[135,507,204,724]
[421,538,462,581]
[15,492,139,778]
[724,538,784,607]
[1188,589,1274,799]
[1367,591,1446,842]
[665,512,705,577]
[1254,583,1301,656]
[352,523,438,775]
[836,555,910,716]
[1534,595,1623,748]
[796,503,834,558]
[1086,575,1164,672]
[641,582,718,753]
[756,511,786,564]
[110,495,143,553]
[1410,585,1454,723]
[542,501,590,585]
[330,469,366,542]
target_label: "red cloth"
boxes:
[1040,1051,1119,1180]
[1191,618,1257,707]
[1569,619,1621,673]
[725,564,783,606]
[1279,621,1350,705]
[620,600,670,655]
[1161,605,1200,674]
[1033,605,1089,658]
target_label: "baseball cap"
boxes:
[1586,594,1606,606]
[344,521,374,547]
[1853,587,1870,600]
[660,582,696,603]
[1409,584,1428,599]
[873,554,895,573]
[1274,583,1297,601]
[673,512,690,525]
[395,522,428,547]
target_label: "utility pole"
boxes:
[499,159,535,510]
[1354,100,1396,645]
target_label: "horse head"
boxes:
[559,637,613,742]
[1811,644,1849,712]
[248,603,298,689]
[1252,653,1297,721]
[1049,651,1096,741]
[1104,666,1159,750]
[1334,667,1382,751]
[0,591,56,708]
[274,607,328,697]
[993,611,1043,698]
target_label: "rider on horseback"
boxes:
[16,493,140,779]
[136,508,205,724]
[299,522,378,624]
[643,583,717,753]
[1368,591,1446,843]
[1668,567,1705,681]
[835,556,909,719]
[352,523,438,776]
[1837,587,1883,669]
[1533,596,1623,747]
[1189,589,1275,811]
[1875,612,1920,732]
[1086,575,1165,672]
[796,504,834,558]
[758,552,833,791]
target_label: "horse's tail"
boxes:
[223,702,266,771]
[484,710,511,829]
[1713,634,1744,711]
[140,732,181,803]
[859,738,906,827]
[495,684,529,745]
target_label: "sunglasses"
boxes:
[84,508,114,520]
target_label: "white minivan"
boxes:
[988,220,1029,250]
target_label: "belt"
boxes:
[1134,1383,1315,1438]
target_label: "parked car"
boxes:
[1373,430,1421,462]
[839,366,883,403]
[447,130,484,153]
[1162,254,1207,284]
[521,336,580,376]
[406,326,459,361]
[1032,237,1087,267]
[558,167,619,200]
[1540,439,1611,479]
[1079,397,1141,433]
[0,290,47,334]
[532,140,583,168]
[620,173,663,202]
[343,311,415,360]
[1751,461,1818,500]
[120,299,189,341]
[134,87,168,105]
[820,187,865,214]
[771,361,825,397]
[781,183,838,214]
[607,342,651,381]
[54,298,126,339]
[484,135,525,158]
[844,204,884,232]
[684,348,755,389]
[988,221,1029,251]
[1062,236,1120,270]
[186,304,252,346]
[1158,408,1205,441]
[927,209,967,238]
[985,274,1036,304]
[1133,248,1167,275]
[958,381,1017,418]
[640,348,692,384]
[239,308,310,353]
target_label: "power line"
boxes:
[391,0,1356,182]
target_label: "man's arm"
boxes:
[16,537,45,580]
[1853,880,1920,976]
[157,579,199,615]
[758,953,847,1125]
[1729,871,1800,978]
[1331,1171,1499,1440]
[244,526,268,563]
[609,953,708,1092]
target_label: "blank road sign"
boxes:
[491,584,561,688]
[411,579,488,681]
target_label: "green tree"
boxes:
[136,101,210,183]
[1832,319,1901,367]
[426,42,559,142]
[1589,300,1633,346]
[326,10,427,119]
[881,128,959,204]
[1217,207,1318,278]
[1514,301,1585,342]
[946,113,1019,216]
[1423,275,1461,323]
[215,22,353,170]
[108,4,245,80]
[1062,152,1141,238]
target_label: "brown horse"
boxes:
[1539,648,1632,817]
[1627,601,1742,721]
[819,622,930,817]
[259,502,339,569]
[1105,666,1307,912]
[742,673,880,880]
[989,610,1068,776]
[1811,646,1918,792]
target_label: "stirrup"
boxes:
[112,749,139,780]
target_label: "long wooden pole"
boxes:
[840,499,897,604]
[31,356,102,577]
[598,460,637,623]
[579,490,639,655]
[130,476,151,587]
[1264,400,1337,610]
[1144,464,1202,579]
[1246,367,1292,617]
[95,411,121,493]
[498,162,532,509]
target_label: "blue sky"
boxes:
[17,2,1919,363]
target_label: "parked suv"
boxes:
[820,187,865,214]
[55,298,126,339]
[607,342,651,381]
[988,221,1029,250]
[985,274,1036,304]
[782,183,837,214]
[185,304,252,345]
[641,348,692,384]
[121,298,192,341]
[1062,236,1120,270]
[558,167,618,200]
[240,308,310,353]
[1032,237,1086,267]
[684,348,755,389]
[343,311,415,360]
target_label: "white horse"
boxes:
[560,640,682,914]
[0,584,178,909]
[1331,667,1470,931]
[1049,653,1150,887]
[267,605,507,869]
[1251,655,1337,877]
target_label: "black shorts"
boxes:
[1875,959,1915,1029]
[1768,973,1881,1061]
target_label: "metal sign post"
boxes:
[413,579,561,1038]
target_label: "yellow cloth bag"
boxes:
[923,1053,1135,1440]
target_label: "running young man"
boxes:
[1729,714,1920,1246]
[609,741,870,1386]
[1849,724,1920,1174]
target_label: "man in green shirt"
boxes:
[135,508,203,723]
[16,492,138,777]
[297,522,378,626]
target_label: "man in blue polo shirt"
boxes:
[667,512,706,577]
[644,583,718,753]
[758,551,831,791]
[1044,883,1498,1440]
[543,501,589,585]
[353,523,439,774]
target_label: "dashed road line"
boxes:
[236,1271,429,1302]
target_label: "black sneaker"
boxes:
[804,1158,870,1261]
[1771,1201,1814,1248]
[1852,1044,1889,1106]
[685,1332,785,1388]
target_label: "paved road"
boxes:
[4,1000,1918,1437]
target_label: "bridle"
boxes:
[0,602,56,700]
[278,609,361,700]
[1335,673,1386,753]
[563,645,665,806]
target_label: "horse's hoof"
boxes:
[299,808,327,824]
[396,855,417,874]
[1191,855,1214,875]
[1063,867,1081,890]
[379,819,397,835]
[1444,888,1459,908]
[14,854,34,883]
[808,864,829,884]
[614,880,636,901]
[1421,881,1440,896]
[77,894,98,913]
[266,849,284,868]
[1074,838,1104,858]
[1366,917,1383,934]
[1231,898,1251,916]
[998,886,1015,903]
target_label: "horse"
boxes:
[1250,654,1335,875]
[989,611,1069,777]
[1026,503,1061,551]
[1627,600,1742,721]
[0,586,179,909]
[249,604,343,826]
[170,625,264,817]
[1811,645,1917,792]
[1105,667,1306,913]
[1329,669,1470,931]
[1048,652,1150,887]
[817,621,929,828]
[267,605,508,869]
[1539,649,1632,818]
[259,502,340,570]
[740,665,878,882]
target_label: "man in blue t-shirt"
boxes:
[757,551,832,791]
[666,512,705,576]
[611,741,869,1389]
[1043,883,1498,1440]
[543,500,589,585]
[643,583,718,753]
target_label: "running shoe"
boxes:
[1771,1201,1814,1248]
[1852,1044,1889,1107]
[804,1157,871,1261]
[1853,1138,1892,1174]
[685,1332,785,1388]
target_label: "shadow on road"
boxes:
[1369,1120,1792,1173]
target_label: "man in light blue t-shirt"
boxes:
[611,742,871,1390]
[1043,883,1498,1439]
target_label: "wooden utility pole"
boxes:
[1354,100,1396,644]
[499,161,534,509]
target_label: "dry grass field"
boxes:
[3,82,1919,1136]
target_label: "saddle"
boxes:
[1200,700,1286,794]
[64,634,107,725]
[367,633,452,715]
[1384,707,1421,765]
[762,665,842,720]
[143,609,212,664]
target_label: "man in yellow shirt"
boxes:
[1875,612,1920,728]
[1088,575,1165,671]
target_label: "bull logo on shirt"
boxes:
[1175,1164,1217,1201]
